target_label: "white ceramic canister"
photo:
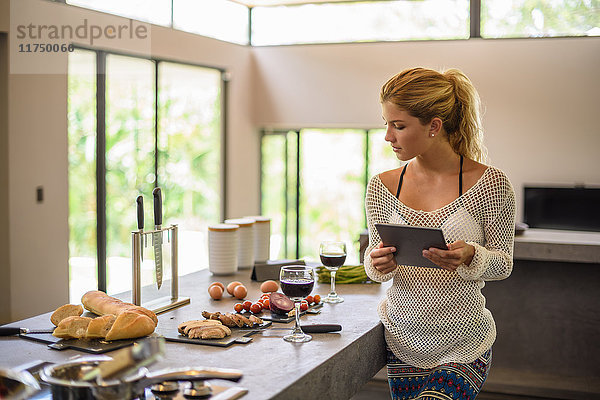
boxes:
[207,224,239,275]
[244,216,271,262]
[224,218,255,269]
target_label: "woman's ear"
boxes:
[429,117,443,136]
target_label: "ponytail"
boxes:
[380,67,487,163]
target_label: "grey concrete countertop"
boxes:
[0,269,390,400]
[514,228,600,263]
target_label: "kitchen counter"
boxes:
[0,269,390,400]
[513,228,600,263]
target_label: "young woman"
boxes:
[364,67,515,399]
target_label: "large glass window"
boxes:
[173,0,250,45]
[299,129,366,263]
[67,0,172,26]
[63,0,597,45]
[105,55,155,295]
[482,0,600,38]
[67,49,97,303]
[261,128,401,265]
[158,62,222,275]
[251,0,470,46]
[68,50,223,300]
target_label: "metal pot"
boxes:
[39,358,243,400]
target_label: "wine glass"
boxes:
[279,265,315,343]
[319,241,346,303]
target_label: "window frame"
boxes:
[56,0,597,47]
[260,127,388,261]
[70,45,228,292]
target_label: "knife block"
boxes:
[131,224,190,314]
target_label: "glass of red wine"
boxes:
[279,265,315,343]
[319,241,346,303]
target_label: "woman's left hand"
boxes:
[422,240,475,272]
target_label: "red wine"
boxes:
[320,253,346,269]
[280,278,314,299]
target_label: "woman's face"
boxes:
[381,101,433,161]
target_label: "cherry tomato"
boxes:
[243,301,252,311]
[305,295,314,305]
[257,300,265,308]
[313,294,321,304]
[250,303,262,314]
[300,302,309,312]
[262,298,270,308]
[233,303,244,313]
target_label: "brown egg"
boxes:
[260,280,279,293]
[233,284,248,300]
[226,281,243,295]
[208,285,223,300]
[209,281,225,291]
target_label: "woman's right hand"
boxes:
[370,242,397,274]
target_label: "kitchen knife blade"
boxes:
[241,324,341,333]
[136,195,144,261]
[152,187,163,290]
[0,327,55,336]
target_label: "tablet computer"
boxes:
[374,223,447,269]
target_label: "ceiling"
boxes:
[231,0,365,6]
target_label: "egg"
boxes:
[233,284,248,300]
[208,285,223,300]
[260,280,279,293]
[209,281,225,291]
[226,281,243,295]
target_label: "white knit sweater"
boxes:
[364,166,516,368]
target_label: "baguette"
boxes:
[50,304,84,326]
[85,314,116,339]
[81,291,158,326]
[104,311,155,341]
[53,316,92,339]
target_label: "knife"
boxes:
[0,327,55,336]
[136,195,144,261]
[241,324,341,333]
[152,187,163,290]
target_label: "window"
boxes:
[481,0,600,38]
[251,0,470,46]
[63,0,598,45]
[68,49,223,301]
[67,49,97,299]
[173,0,250,45]
[67,0,172,26]
[261,128,400,264]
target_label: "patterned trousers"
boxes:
[386,347,492,400]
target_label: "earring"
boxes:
[430,133,435,137]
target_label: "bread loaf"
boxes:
[81,291,158,326]
[104,311,156,341]
[53,316,92,339]
[85,314,116,339]
[50,304,84,326]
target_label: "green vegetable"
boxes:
[316,265,378,284]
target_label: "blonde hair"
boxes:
[380,67,487,163]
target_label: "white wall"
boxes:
[253,38,600,220]
[2,0,256,321]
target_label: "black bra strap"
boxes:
[396,157,463,199]
[395,163,408,199]
[459,155,464,196]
